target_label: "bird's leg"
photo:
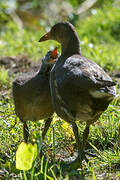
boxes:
[72,122,89,164]
[62,122,87,170]
[23,121,29,143]
[72,122,82,161]
[40,117,52,158]
[65,122,84,170]
[82,124,90,150]
[83,124,99,158]
[61,122,87,170]
[42,117,52,142]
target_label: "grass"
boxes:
[0,3,120,179]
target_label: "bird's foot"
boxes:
[60,151,87,171]
[60,148,99,171]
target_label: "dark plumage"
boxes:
[39,22,116,166]
[12,48,59,143]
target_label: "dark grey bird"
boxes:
[39,22,116,167]
[13,48,59,143]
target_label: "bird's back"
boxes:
[13,71,53,122]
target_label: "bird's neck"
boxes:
[38,63,51,74]
[38,63,46,73]
[61,34,81,57]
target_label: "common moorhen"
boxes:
[39,22,116,166]
[12,48,59,143]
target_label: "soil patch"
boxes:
[0,56,41,74]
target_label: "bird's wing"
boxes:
[56,55,116,92]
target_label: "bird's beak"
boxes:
[50,47,58,59]
[39,31,51,42]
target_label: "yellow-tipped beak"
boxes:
[39,31,51,42]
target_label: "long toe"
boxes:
[60,151,86,171]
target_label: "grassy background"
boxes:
[0,1,120,179]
